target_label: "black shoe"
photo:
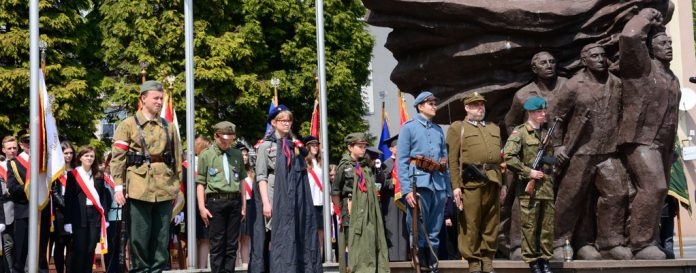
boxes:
[529,262,542,273]
[537,259,553,273]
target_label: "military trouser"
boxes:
[128,199,172,273]
[520,198,554,263]
[338,226,348,273]
[458,182,500,272]
[624,144,669,251]
[554,154,630,250]
[406,188,446,250]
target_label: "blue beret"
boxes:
[523,96,547,111]
[303,135,319,145]
[268,104,290,122]
[413,91,436,107]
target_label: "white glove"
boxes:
[0,224,5,233]
[64,224,73,234]
[375,159,382,168]
[174,212,184,225]
[105,222,110,228]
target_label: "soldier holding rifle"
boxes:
[111,80,181,273]
[503,97,555,273]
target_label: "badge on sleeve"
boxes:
[208,167,219,176]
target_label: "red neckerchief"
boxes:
[355,162,367,193]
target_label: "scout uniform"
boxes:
[503,97,555,273]
[446,92,502,273]
[110,80,181,273]
[396,91,451,271]
[196,121,245,273]
[332,133,389,273]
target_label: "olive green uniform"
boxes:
[111,110,181,273]
[196,144,245,194]
[503,122,555,264]
[446,120,503,272]
[332,153,389,273]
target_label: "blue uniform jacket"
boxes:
[397,114,452,196]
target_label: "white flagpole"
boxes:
[315,0,333,263]
[184,0,197,268]
[28,0,40,272]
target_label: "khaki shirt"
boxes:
[503,122,554,200]
[446,120,503,189]
[110,111,182,202]
[196,143,245,194]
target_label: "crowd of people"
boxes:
[0,7,683,273]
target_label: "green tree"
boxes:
[0,0,105,146]
[98,0,373,161]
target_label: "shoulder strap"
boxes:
[133,115,152,163]
[160,117,174,167]
[459,121,466,166]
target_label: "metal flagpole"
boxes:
[184,0,197,268]
[28,0,40,272]
[315,0,333,263]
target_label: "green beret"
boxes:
[344,132,369,145]
[213,121,236,138]
[463,92,486,105]
[140,80,164,94]
[523,96,547,111]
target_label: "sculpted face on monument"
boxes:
[580,46,608,73]
[650,33,673,63]
[531,52,557,80]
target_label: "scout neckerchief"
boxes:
[72,168,108,254]
[308,167,323,192]
[354,162,367,193]
[282,138,291,168]
[244,176,253,200]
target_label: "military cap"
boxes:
[235,142,249,151]
[18,129,29,143]
[523,96,547,111]
[268,104,290,122]
[383,134,399,148]
[213,121,236,139]
[303,136,319,145]
[413,91,437,107]
[140,80,164,94]
[344,132,369,145]
[463,92,486,105]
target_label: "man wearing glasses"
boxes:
[397,91,451,272]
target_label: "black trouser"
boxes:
[104,220,120,273]
[50,233,71,273]
[14,209,50,273]
[207,196,242,273]
[68,207,102,273]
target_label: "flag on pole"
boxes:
[256,95,278,149]
[377,103,391,162]
[32,70,65,210]
[669,140,691,215]
[393,90,410,211]
[160,87,185,218]
[310,79,320,139]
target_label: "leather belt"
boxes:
[207,192,241,200]
[469,163,500,171]
[410,156,446,173]
[149,155,165,163]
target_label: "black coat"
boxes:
[7,156,29,220]
[64,169,111,228]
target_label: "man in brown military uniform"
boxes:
[502,51,567,259]
[111,80,181,273]
[446,92,503,273]
[618,8,680,260]
[551,43,631,260]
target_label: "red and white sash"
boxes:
[244,177,253,200]
[0,161,7,182]
[72,168,108,254]
[308,168,323,192]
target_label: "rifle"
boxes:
[117,198,128,273]
[411,194,421,273]
[525,117,561,200]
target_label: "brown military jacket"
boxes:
[110,111,182,202]
[446,119,503,189]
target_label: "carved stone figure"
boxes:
[551,43,631,260]
[618,8,681,260]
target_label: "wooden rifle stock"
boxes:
[411,195,421,273]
